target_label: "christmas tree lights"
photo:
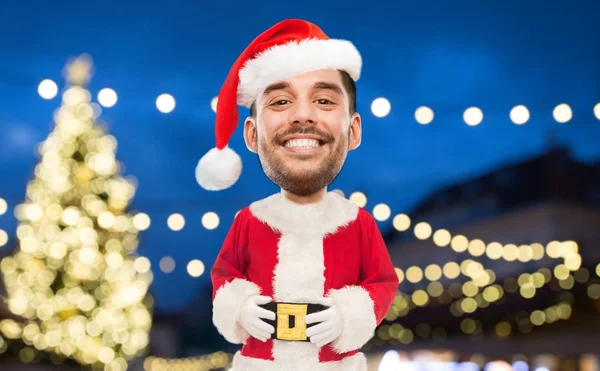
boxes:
[0,55,153,371]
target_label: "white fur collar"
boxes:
[249,191,359,237]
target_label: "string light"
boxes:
[588,283,600,300]
[372,203,391,221]
[159,256,176,274]
[464,107,483,126]
[0,197,7,215]
[356,195,579,262]
[0,55,153,369]
[201,212,219,230]
[156,94,175,113]
[210,97,218,112]
[376,291,574,346]
[424,264,443,281]
[167,213,185,231]
[510,105,530,125]
[0,193,580,266]
[451,235,469,253]
[186,259,205,278]
[433,229,451,247]
[395,241,579,287]
[26,78,595,125]
[415,106,434,125]
[144,351,232,371]
[371,97,391,118]
[98,88,118,108]
[414,222,432,240]
[392,213,410,231]
[38,79,58,100]
[390,250,585,324]
[553,103,572,123]
[0,229,8,247]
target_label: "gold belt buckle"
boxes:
[276,303,308,341]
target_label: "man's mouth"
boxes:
[280,136,328,155]
[283,138,324,149]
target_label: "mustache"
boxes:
[274,126,334,144]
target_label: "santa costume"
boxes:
[196,19,399,371]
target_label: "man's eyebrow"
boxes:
[312,81,344,97]
[260,81,344,99]
[262,81,291,99]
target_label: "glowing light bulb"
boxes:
[371,98,391,118]
[464,107,483,126]
[38,79,58,99]
[553,103,572,123]
[510,105,530,125]
[415,106,434,125]
[98,88,117,107]
[156,94,176,113]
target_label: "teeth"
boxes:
[284,138,320,148]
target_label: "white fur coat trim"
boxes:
[249,191,359,237]
[230,350,368,371]
[212,278,261,344]
[237,38,362,107]
[328,286,377,353]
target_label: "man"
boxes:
[195,19,399,371]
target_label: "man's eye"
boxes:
[272,100,289,106]
[316,99,333,105]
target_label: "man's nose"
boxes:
[291,99,317,125]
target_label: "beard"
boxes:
[256,125,349,197]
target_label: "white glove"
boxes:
[238,295,276,342]
[304,298,343,348]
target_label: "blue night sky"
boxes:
[0,0,599,315]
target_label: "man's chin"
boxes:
[275,176,329,197]
[278,172,322,184]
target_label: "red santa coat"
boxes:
[211,191,399,371]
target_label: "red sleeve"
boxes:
[210,208,262,344]
[211,208,250,301]
[328,208,399,353]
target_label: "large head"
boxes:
[195,19,363,192]
[243,69,361,197]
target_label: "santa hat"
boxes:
[195,19,362,191]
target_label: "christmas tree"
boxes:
[0,55,153,370]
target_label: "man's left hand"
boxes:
[304,298,343,348]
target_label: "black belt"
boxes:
[259,302,327,341]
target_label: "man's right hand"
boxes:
[238,295,276,342]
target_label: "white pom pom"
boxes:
[195,146,242,191]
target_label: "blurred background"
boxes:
[1,0,599,370]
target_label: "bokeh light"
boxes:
[371,97,391,118]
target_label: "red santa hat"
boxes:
[195,19,362,191]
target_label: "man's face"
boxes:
[243,69,362,197]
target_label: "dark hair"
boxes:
[249,69,356,117]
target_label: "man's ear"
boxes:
[348,112,362,151]
[243,116,258,153]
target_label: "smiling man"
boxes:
[196,19,399,371]
[244,69,359,203]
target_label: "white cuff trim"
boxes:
[212,278,261,344]
[328,285,377,353]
